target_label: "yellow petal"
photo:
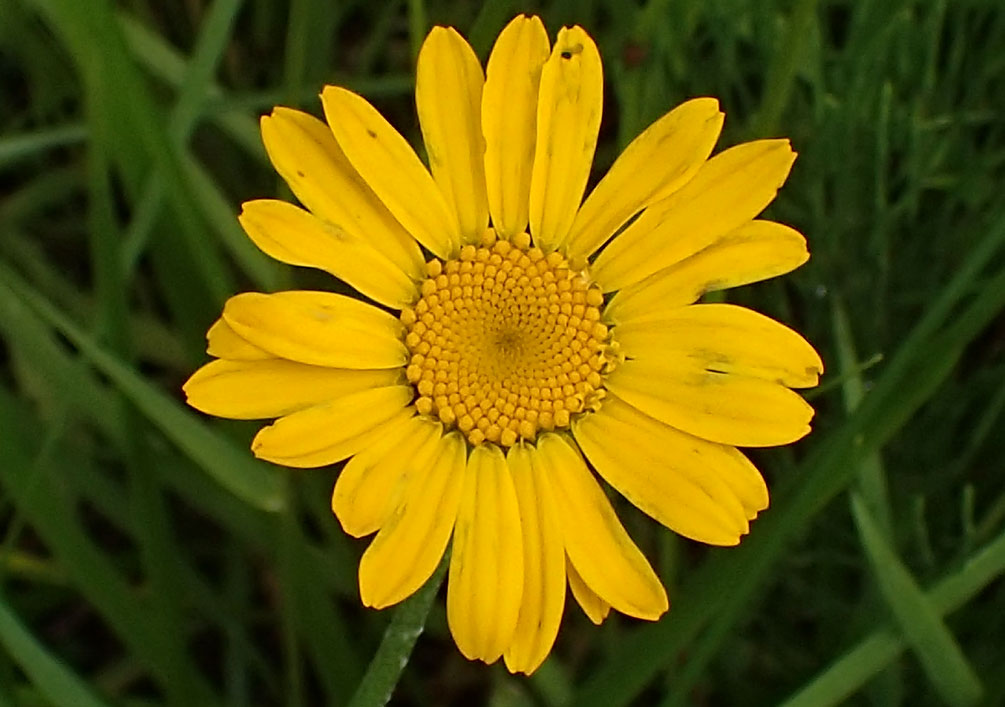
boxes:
[536,433,667,620]
[592,139,797,291]
[503,443,566,675]
[251,386,413,468]
[259,108,423,279]
[358,431,466,607]
[239,200,417,308]
[616,303,823,388]
[482,15,550,237]
[574,394,759,546]
[605,220,809,319]
[184,359,400,420]
[447,445,523,664]
[321,86,459,259]
[710,448,769,521]
[565,98,724,261]
[605,358,815,447]
[528,26,603,252]
[206,318,270,360]
[332,415,441,539]
[222,291,407,370]
[566,558,610,624]
[416,27,488,243]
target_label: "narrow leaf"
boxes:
[0,597,111,707]
[851,494,982,706]
[0,267,286,512]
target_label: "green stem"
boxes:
[406,0,426,64]
[347,555,448,707]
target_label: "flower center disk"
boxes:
[401,231,611,447]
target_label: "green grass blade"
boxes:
[84,83,212,704]
[0,392,218,703]
[176,155,287,292]
[406,0,427,62]
[783,521,1005,707]
[116,10,266,162]
[0,269,127,449]
[116,0,281,293]
[834,297,894,532]
[0,265,286,512]
[27,0,237,309]
[0,124,87,168]
[277,499,362,704]
[851,494,983,706]
[0,595,111,707]
[166,0,245,144]
[831,295,901,705]
[783,629,907,707]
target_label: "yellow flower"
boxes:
[184,15,822,674]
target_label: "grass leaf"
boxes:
[0,596,111,707]
[0,266,287,512]
[850,494,983,706]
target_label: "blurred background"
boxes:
[1,0,1004,705]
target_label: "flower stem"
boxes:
[346,555,448,707]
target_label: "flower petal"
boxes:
[592,139,797,291]
[206,318,271,360]
[184,359,400,420]
[358,431,466,608]
[321,86,459,259]
[503,443,566,675]
[574,394,759,546]
[605,358,815,447]
[536,433,667,620]
[222,291,407,369]
[605,220,809,319]
[593,397,769,521]
[564,98,724,261]
[482,14,550,238]
[710,451,769,522]
[416,27,488,243]
[528,26,603,252]
[259,108,423,279]
[447,444,523,664]
[239,199,417,308]
[251,387,413,468]
[616,304,823,388]
[566,558,610,625]
[331,414,441,537]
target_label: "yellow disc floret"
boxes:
[401,230,615,447]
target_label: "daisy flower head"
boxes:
[184,15,822,674]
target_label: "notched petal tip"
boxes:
[315,82,339,100]
[426,24,462,40]
[180,380,204,413]
[504,13,548,41]
[268,105,294,119]
[683,95,722,117]
[555,23,590,42]
[250,427,275,460]
[180,363,227,415]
